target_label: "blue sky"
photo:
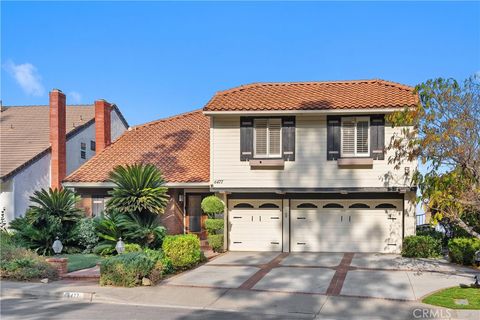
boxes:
[2,1,479,126]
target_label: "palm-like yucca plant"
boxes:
[9,188,82,255]
[93,209,125,255]
[119,212,166,248]
[107,163,169,215]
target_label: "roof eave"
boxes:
[62,181,210,189]
[203,106,416,116]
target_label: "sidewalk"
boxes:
[1,280,479,319]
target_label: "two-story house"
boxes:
[0,89,128,224]
[64,79,418,253]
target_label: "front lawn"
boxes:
[59,254,103,272]
[422,287,480,310]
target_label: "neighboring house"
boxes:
[64,79,418,253]
[0,89,128,224]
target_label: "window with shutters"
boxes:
[254,118,282,158]
[341,117,370,157]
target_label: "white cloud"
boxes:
[69,91,82,103]
[3,60,44,96]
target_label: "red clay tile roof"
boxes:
[1,105,95,179]
[64,109,209,184]
[203,79,418,112]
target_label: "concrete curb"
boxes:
[2,288,95,302]
[2,286,479,320]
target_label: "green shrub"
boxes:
[448,237,480,265]
[118,212,166,249]
[73,218,99,253]
[205,219,224,235]
[9,188,83,255]
[201,196,225,218]
[93,244,116,256]
[144,248,174,275]
[100,252,154,287]
[416,228,444,240]
[402,235,442,258]
[162,234,201,269]
[207,234,224,253]
[0,240,57,281]
[94,209,166,253]
[124,243,142,253]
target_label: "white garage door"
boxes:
[291,200,402,253]
[228,200,282,251]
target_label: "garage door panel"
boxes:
[291,202,402,253]
[228,204,282,252]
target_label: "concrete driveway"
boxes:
[164,252,478,301]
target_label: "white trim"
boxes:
[204,107,409,116]
[62,181,210,188]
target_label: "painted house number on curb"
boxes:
[63,292,83,299]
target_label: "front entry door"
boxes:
[187,195,202,232]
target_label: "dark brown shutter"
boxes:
[282,117,295,161]
[327,116,341,160]
[370,115,385,160]
[240,117,254,161]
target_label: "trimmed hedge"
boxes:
[201,196,225,218]
[100,252,154,287]
[207,234,224,253]
[402,235,442,258]
[205,219,224,235]
[448,237,480,266]
[162,234,201,269]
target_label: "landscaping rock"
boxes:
[142,277,152,286]
[40,278,49,283]
[454,299,469,305]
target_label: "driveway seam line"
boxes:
[237,253,289,290]
[325,253,354,296]
[405,271,418,300]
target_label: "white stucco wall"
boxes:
[66,109,127,175]
[0,153,52,223]
[66,122,96,175]
[111,109,126,141]
[0,180,15,224]
[0,108,128,224]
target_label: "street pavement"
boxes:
[0,298,302,320]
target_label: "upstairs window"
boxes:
[254,118,282,158]
[341,117,370,157]
[80,142,86,159]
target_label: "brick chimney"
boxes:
[49,89,66,190]
[94,99,111,154]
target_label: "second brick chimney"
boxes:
[94,99,112,154]
[49,89,66,190]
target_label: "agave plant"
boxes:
[9,188,82,255]
[106,163,169,215]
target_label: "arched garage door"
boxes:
[228,199,282,251]
[290,200,402,253]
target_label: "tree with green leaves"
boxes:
[9,188,83,255]
[387,77,480,238]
